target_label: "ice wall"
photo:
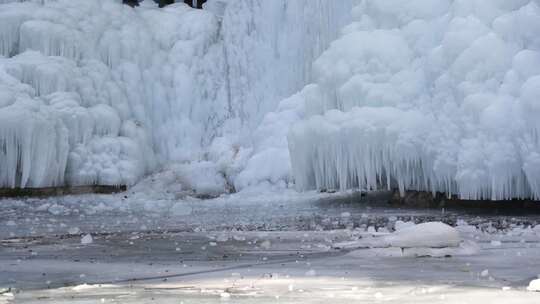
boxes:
[220,0,356,133]
[222,0,356,189]
[289,0,540,200]
[0,0,356,188]
[0,0,225,187]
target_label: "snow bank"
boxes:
[289,0,540,200]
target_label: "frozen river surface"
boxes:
[1,191,540,303]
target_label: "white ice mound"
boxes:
[527,279,540,292]
[386,222,461,248]
[335,222,478,258]
[289,0,540,200]
[335,222,462,249]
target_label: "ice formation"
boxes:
[4,0,539,201]
[0,0,219,187]
[216,0,356,190]
[289,0,540,200]
[0,0,354,188]
[334,222,463,249]
[334,222,480,257]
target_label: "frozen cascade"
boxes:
[0,0,220,187]
[223,0,356,189]
[221,0,356,133]
[0,0,356,188]
[0,96,68,188]
[288,0,540,200]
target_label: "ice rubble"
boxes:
[288,0,540,200]
[0,0,355,189]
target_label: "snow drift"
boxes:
[289,0,540,200]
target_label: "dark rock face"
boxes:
[184,0,206,9]
[123,0,140,7]
[390,190,540,213]
[123,0,207,9]
[156,0,174,7]
[0,185,127,198]
[184,0,207,9]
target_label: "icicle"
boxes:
[288,0,540,201]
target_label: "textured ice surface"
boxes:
[0,0,354,188]
[2,192,540,302]
[289,0,540,200]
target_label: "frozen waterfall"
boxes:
[3,0,540,201]
[288,0,540,200]
[0,0,355,188]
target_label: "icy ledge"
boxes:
[288,0,540,200]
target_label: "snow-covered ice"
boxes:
[2,192,540,303]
